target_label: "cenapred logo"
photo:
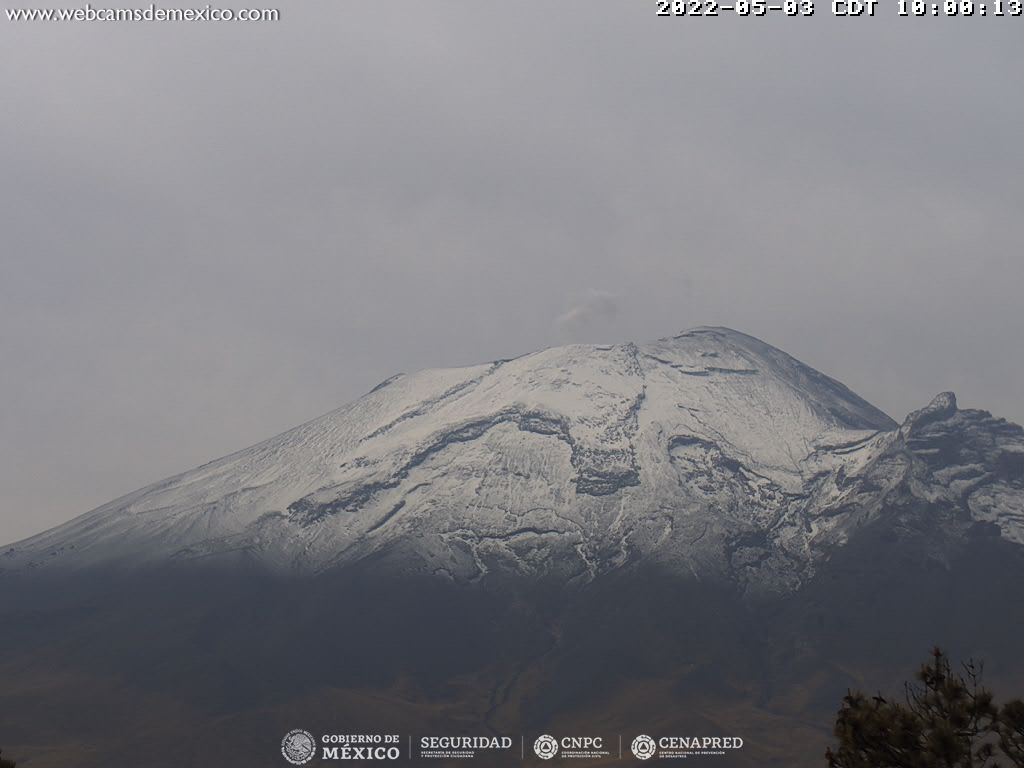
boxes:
[631,734,657,760]
[281,729,316,765]
[632,734,744,760]
[534,734,559,760]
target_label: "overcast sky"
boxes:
[1,2,1021,544]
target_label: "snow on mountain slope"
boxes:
[4,327,1021,594]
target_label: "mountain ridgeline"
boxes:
[1,327,1022,768]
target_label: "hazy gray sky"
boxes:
[1,2,1022,544]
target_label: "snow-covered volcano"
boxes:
[5,327,1022,595]
[3,326,1024,768]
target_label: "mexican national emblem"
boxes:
[281,729,316,765]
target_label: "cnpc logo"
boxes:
[533,735,559,760]
[533,735,605,760]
